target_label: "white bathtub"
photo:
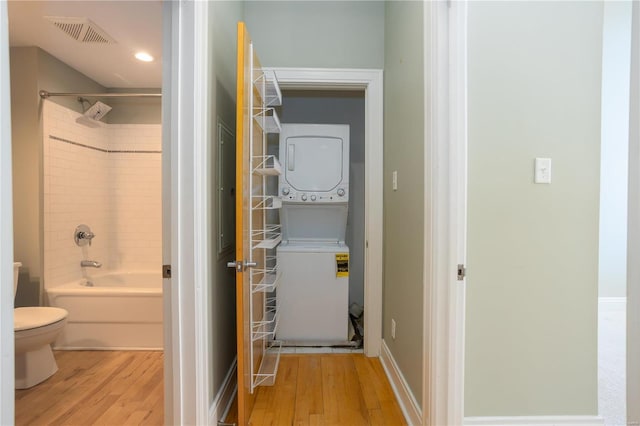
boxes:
[46,271,163,350]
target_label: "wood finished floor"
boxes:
[16,352,405,426]
[225,354,407,426]
[15,350,163,426]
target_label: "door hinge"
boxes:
[162,264,172,278]
[457,264,466,281]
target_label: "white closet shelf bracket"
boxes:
[253,235,282,250]
[252,340,282,387]
[252,195,282,210]
[253,107,281,134]
[247,57,283,393]
[253,70,283,107]
[252,302,279,342]
[252,155,283,176]
[251,224,282,250]
[251,271,281,293]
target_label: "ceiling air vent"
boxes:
[45,16,116,44]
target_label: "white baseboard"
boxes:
[208,357,238,424]
[379,339,422,426]
[464,415,604,426]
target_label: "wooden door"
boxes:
[234,21,269,426]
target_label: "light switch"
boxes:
[535,158,552,184]
[392,170,398,191]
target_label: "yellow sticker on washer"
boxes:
[336,253,349,277]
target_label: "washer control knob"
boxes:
[311,195,317,201]
[282,187,290,196]
[301,194,308,201]
[337,188,345,197]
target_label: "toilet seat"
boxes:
[14,307,68,331]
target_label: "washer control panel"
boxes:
[280,186,348,203]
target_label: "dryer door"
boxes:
[284,135,344,191]
[279,124,350,202]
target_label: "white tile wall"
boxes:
[43,101,162,288]
[107,126,161,271]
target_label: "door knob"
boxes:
[227,261,242,272]
[226,260,258,271]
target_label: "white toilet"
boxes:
[13,262,68,389]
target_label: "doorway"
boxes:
[230,61,383,425]
[267,67,384,357]
[276,89,366,348]
[6,1,164,421]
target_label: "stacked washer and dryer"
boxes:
[276,123,351,345]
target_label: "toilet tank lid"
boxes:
[14,307,68,331]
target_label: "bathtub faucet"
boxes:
[74,224,96,247]
[80,260,102,268]
[77,230,95,242]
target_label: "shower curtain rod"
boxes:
[39,90,161,99]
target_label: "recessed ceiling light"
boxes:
[135,52,154,62]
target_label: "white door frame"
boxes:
[163,1,212,424]
[425,1,468,425]
[265,67,384,357]
[627,2,640,424]
[0,1,15,423]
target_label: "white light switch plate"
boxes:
[535,158,552,184]
[392,170,398,191]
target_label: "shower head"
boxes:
[83,100,112,121]
[75,99,112,127]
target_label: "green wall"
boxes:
[10,47,106,305]
[382,0,425,406]
[208,0,244,405]
[105,89,161,125]
[10,47,41,305]
[465,1,603,416]
[245,1,384,69]
[36,47,106,113]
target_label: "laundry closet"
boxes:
[268,89,366,347]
